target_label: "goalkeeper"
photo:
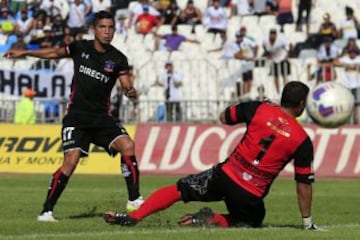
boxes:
[104,81,318,230]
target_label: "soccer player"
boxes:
[4,11,143,221]
[104,81,319,230]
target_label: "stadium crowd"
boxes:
[0,0,359,123]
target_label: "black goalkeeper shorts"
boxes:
[177,164,265,227]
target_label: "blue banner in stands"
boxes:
[0,69,72,98]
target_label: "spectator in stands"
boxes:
[160,0,180,25]
[0,0,6,8]
[28,19,46,49]
[67,0,91,36]
[250,0,276,16]
[91,0,111,13]
[39,0,63,20]
[39,25,54,48]
[295,0,312,35]
[306,64,321,84]
[115,14,128,41]
[208,29,257,97]
[263,28,290,95]
[238,25,254,41]
[14,87,37,124]
[208,0,231,8]
[8,0,26,14]
[85,0,110,23]
[318,13,338,43]
[135,5,160,36]
[334,49,360,124]
[234,30,258,97]
[274,0,294,33]
[207,31,229,55]
[339,6,359,41]
[154,0,171,13]
[341,37,360,57]
[128,0,160,29]
[153,60,182,122]
[51,14,66,46]
[153,24,199,51]
[208,27,256,59]
[232,0,251,16]
[0,7,17,35]
[316,36,339,82]
[10,32,27,50]
[61,28,75,47]
[265,0,279,14]
[28,1,42,13]
[175,0,202,33]
[16,8,32,36]
[203,0,228,38]
[110,0,129,17]
[29,9,51,37]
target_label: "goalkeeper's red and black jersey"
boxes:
[221,101,314,198]
[64,40,129,126]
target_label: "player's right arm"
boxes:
[297,182,314,225]
[4,47,67,60]
[292,137,318,230]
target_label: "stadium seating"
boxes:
[2,0,360,123]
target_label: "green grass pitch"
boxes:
[0,174,359,240]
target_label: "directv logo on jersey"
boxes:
[79,65,110,83]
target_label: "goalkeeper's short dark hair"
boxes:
[281,81,309,108]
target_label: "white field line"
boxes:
[1,223,359,240]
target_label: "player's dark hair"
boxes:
[281,81,309,108]
[93,10,114,26]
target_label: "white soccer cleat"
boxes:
[126,196,144,213]
[37,211,58,222]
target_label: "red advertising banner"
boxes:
[135,123,360,177]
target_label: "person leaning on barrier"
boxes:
[14,88,37,124]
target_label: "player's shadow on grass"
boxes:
[262,224,302,229]
[68,206,103,219]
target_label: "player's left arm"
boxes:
[219,101,262,125]
[118,74,137,99]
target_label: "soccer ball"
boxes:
[306,82,354,128]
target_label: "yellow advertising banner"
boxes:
[0,124,136,174]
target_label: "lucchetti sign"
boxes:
[135,123,360,177]
[1,123,359,177]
